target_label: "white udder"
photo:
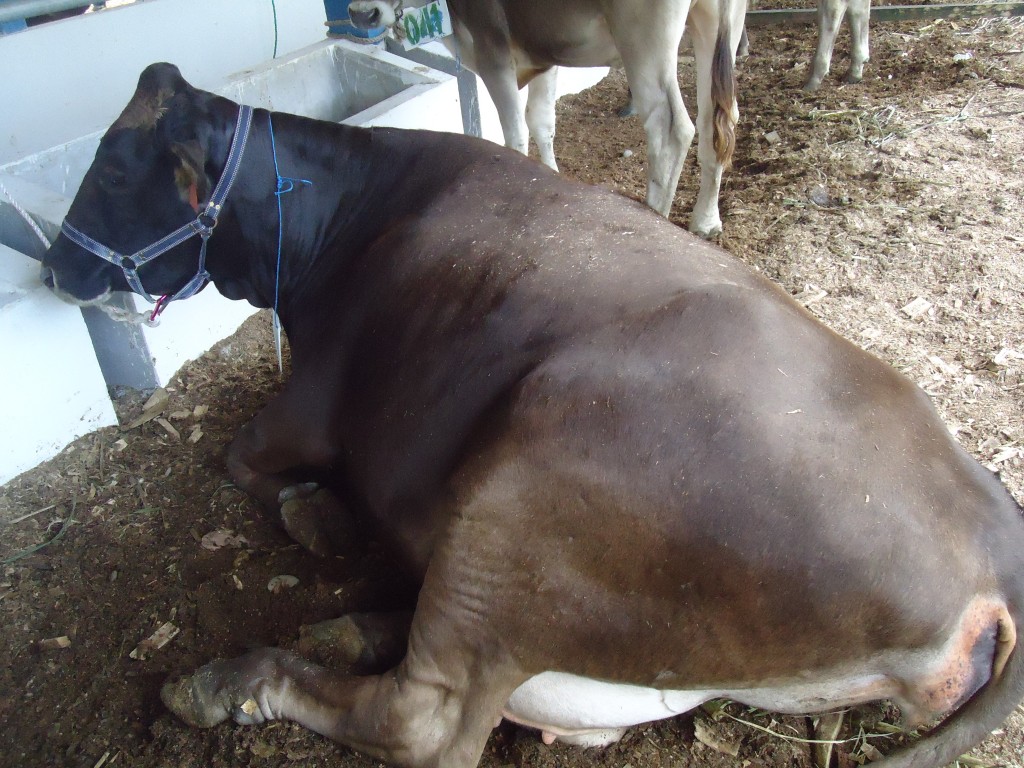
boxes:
[503,672,711,746]
[503,670,896,746]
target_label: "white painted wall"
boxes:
[0,244,117,485]
[0,0,330,166]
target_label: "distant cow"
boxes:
[743,0,870,90]
[350,0,747,235]
[805,0,871,90]
[42,64,1024,768]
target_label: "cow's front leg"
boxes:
[226,390,351,556]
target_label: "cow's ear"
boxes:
[170,140,211,212]
[113,64,190,132]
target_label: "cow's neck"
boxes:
[207,108,473,353]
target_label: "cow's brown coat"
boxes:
[40,65,1024,768]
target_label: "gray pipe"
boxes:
[0,1,98,25]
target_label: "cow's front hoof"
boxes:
[278,481,320,503]
[280,488,355,557]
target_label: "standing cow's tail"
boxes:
[877,587,1024,768]
[711,18,737,170]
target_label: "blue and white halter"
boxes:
[59,105,255,320]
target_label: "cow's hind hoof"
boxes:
[299,611,413,672]
[162,667,239,729]
[689,220,723,239]
[161,651,288,729]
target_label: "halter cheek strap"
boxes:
[59,105,255,320]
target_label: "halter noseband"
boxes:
[60,105,255,321]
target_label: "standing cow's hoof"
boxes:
[279,487,356,557]
[689,219,723,239]
[803,77,824,93]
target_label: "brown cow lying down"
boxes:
[41,64,1024,768]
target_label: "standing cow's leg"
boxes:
[736,26,750,58]
[845,0,871,83]
[443,24,529,157]
[608,4,692,217]
[688,0,746,236]
[479,65,529,156]
[806,0,850,91]
[525,67,559,170]
[163,540,525,767]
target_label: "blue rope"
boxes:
[270,0,279,58]
[268,114,312,371]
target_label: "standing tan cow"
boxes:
[351,0,747,235]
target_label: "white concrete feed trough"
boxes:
[0,39,460,484]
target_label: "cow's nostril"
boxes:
[368,8,381,24]
[40,264,55,289]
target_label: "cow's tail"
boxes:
[711,13,737,170]
[876,581,1024,768]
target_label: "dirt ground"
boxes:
[2,12,1024,768]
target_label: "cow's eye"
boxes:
[100,166,129,193]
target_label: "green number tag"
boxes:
[400,0,453,49]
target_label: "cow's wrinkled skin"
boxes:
[41,64,1024,768]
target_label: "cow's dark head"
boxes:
[41,63,241,311]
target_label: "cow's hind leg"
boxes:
[162,648,513,767]
[844,0,871,83]
[608,5,691,217]
[164,560,524,767]
[688,0,745,236]
[525,67,559,170]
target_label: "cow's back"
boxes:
[352,144,1024,690]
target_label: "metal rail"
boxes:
[745,2,1024,27]
[0,1,95,25]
